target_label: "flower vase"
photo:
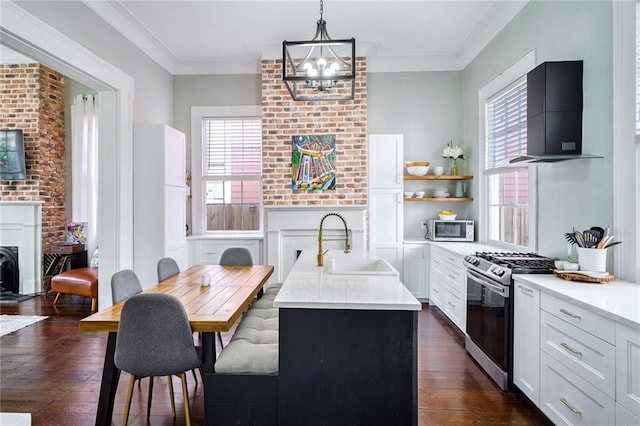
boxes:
[449,158,459,176]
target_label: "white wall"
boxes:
[368,71,465,238]
[14,0,173,125]
[172,74,261,171]
[462,1,615,262]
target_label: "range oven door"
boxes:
[465,269,510,373]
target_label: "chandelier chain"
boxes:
[319,0,324,21]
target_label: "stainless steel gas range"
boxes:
[463,252,556,391]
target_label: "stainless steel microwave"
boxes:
[426,219,474,242]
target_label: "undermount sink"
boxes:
[326,257,399,276]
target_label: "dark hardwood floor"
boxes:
[1,294,548,425]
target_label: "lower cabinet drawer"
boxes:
[541,310,615,397]
[541,292,615,344]
[540,351,615,426]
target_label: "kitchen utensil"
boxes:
[583,231,599,247]
[590,226,605,240]
[564,233,579,246]
[574,230,585,248]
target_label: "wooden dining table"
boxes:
[79,264,274,426]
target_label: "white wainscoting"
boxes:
[0,201,43,294]
[264,206,367,282]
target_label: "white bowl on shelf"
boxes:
[404,191,414,198]
[439,214,457,220]
[414,191,426,198]
[405,162,430,176]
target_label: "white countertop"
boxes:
[514,274,640,329]
[403,239,501,256]
[273,250,422,311]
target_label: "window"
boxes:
[191,106,262,233]
[485,78,530,248]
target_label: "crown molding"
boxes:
[457,0,528,69]
[84,0,529,75]
[83,0,176,74]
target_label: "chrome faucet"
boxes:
[317,213,351,267]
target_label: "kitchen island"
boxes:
[274,250,421,425]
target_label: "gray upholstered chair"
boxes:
[156,257,205,383]
[157,257,180,282]
[115,293,202,426]
[110,269,143,304]
[219,247,253,266]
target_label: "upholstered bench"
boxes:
[52,267,98,312]
[208,299,280,425]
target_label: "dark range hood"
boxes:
[510,60,601,164]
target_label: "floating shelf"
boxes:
[404,197,474,202]
[404,175,473,180]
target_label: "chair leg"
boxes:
[179,372,192,426]
[122,375,137,426]
[53,292,61,306]
[91,297,97,312]
[167,375,176,418]
[191,369,198,384]
[146,376,154,420]
[199,366,204,383]
[216,331,224,349]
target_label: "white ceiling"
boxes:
[85,0,528,75]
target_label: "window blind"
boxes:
[486,78,527,168]
[203,118,262,177]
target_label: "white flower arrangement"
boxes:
[443,140,465,160]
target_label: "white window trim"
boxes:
[478,50,537,251]
[612,0,638,281]
[190,105,262,236]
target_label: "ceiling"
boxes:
[84,0,528,75]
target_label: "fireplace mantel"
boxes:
[0,201,43,294]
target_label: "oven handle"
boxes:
[466,268,509,298]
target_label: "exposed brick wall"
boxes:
[261,57,368,206]
[0,64,66,249]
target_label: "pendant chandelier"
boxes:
[282,0,356,101]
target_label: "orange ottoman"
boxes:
[52,267,99,312]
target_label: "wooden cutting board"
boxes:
[554,270,615,283]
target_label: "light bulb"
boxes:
[317,58,327,69]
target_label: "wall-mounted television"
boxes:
[0,129,26,180]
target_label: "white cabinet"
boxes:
[429,245,465,332]
[133,125,187,289]
[369,134,403,189]
[616,322,640,419]
[188,238,261,266]
[513,282,540,406]
[512,278,638,426]
[402,242,428,300]
[368,134,403,273]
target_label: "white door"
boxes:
[369,134,403,189]
[513,281,541,406]
[402,243,428,299]
[370,189,403,271]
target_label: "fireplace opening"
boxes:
[0,246,20,294]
